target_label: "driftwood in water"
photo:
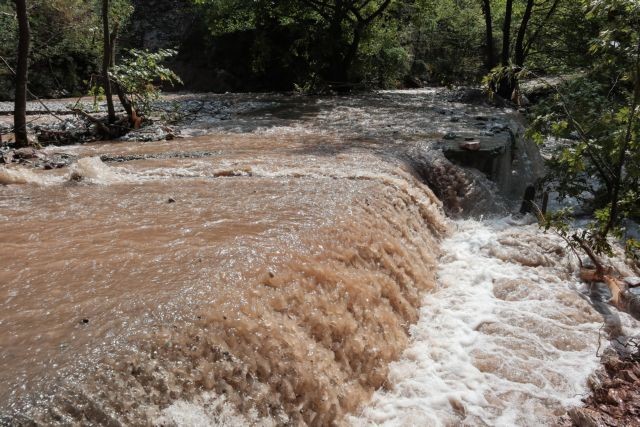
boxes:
[71,109,130,139]
[0,109,80,117]
[581,268,640,323]
[72,108,111,135]
[574,234,607,276]
[604,276,640,321]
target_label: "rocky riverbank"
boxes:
[564,345,640,426]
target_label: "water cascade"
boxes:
[0,89,621,425]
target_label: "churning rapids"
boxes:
[0,89,633,426]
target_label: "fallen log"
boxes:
[0,108,126,116]
[72,108,112,136]
[579,269,640,335]
[71,109,130,139]
[604,276,640,321]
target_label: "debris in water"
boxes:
[460,141,480,151]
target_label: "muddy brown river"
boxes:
[1,89,625,426]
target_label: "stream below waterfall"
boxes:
[353,219,604,426]
[0,89,635,425]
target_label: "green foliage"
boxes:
[0,4,18,99]
[483,64,529,96]
[107,0,134,30]
[87,84,106,112]
[0,0,134,101]
[409,0,486,84]
[0,0,606,93]
[191,0,264,34]
[110,49,182,113]
[356,17,411,88]
[531,0,640,261]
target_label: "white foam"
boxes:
[153,392,282,427]
[0,157,143,187]
[351,218,604,426]
[69,156,127,184]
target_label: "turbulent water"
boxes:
[0,89,625,425]
[352,219,610,426]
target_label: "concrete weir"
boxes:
[440,112,544,204]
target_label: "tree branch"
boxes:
[363,0,392,24]
[524,0,560,58]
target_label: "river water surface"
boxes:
[0,90,626,425]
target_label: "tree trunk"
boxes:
[523,0,560,60]
[340,22,364,84]
[108,22,136,127]
[495,0,515,99]
[320,0,392,86]
[480,0,496,69]
[501,0,513,66]
[13,0,30,148]
[515,0,535,67]
[102,0,116,124]
[109,23,118,68]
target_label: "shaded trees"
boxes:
[0,0,617,98]
[514,0,534,67]
[480,0,496,68]
[406,0,486,84]
[0,0,106,101]
[483,0,562,99]
[299,0,393,83]
[193,0,397,89]
[501,0,513,67]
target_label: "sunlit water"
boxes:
[0,89,620,425]
[351,219,615,426]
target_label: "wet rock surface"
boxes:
[0,145,76,169]
[99,150,222,163]
[563,345,640,427]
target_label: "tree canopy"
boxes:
[0,0,608,95]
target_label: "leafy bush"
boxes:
[110,49,182,114]
[529,0,640,262]
[0,0,104,100]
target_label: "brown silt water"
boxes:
[0,90,619,426]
